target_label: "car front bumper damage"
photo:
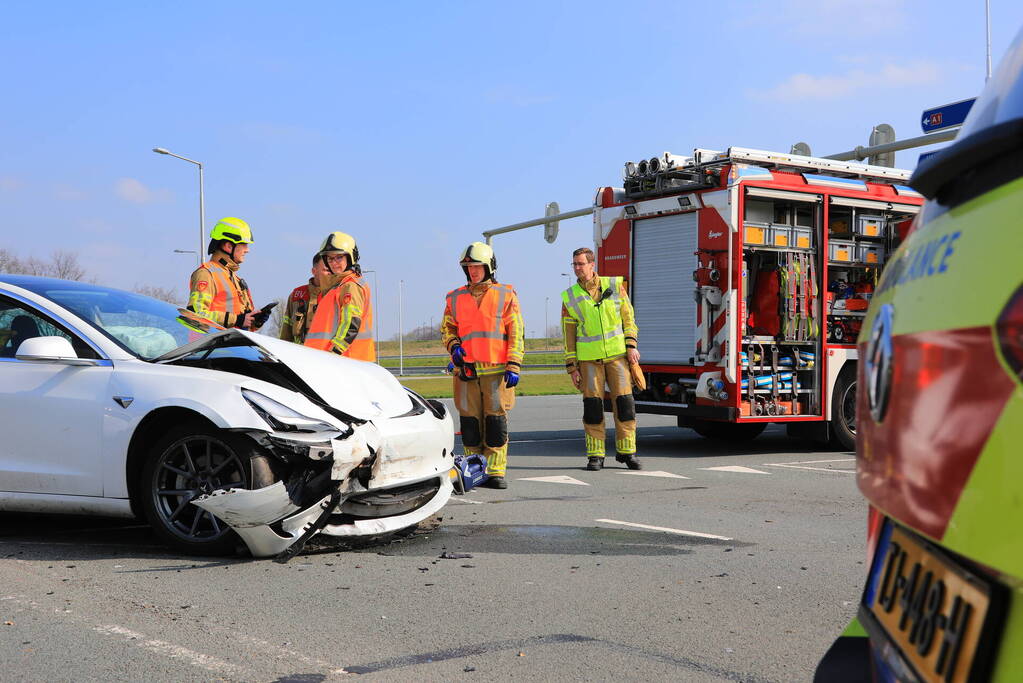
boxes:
[192,415,453,560]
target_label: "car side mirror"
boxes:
[15,336,101,366]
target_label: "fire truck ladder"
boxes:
[693,147,912,183]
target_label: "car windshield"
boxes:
[9,277,203,360]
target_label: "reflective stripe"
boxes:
[562,276,628,361]
[576,325,623,343]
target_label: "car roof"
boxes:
[1,274,124,297]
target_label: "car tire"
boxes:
[140,421,273,556]
[691,420,767,442]
[830,367,857,452]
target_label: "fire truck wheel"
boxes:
[830,368,857,452]
[691,420,766,442]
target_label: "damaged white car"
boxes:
[0,275,454,558]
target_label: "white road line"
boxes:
[508,437,580,443]
[616,470,690,479]
[92,624,246,677]
[700,465,770,474]
[769,458,855,465]
[449,497,484,505]
[595,519,732,541]
[518,475,590,486]
[763,463,856,474]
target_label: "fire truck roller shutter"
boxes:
[632,213,699,364]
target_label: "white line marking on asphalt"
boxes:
[771,458,855,465]
[700,465,770,474]
[93,624,245,677]
[595,519,732,541]
[763,463,856,474]
[518,475,590,486]
[616,470,690,479]
[449,497,484,505]
[509,437,579,443]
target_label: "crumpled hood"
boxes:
[155,329,411,420]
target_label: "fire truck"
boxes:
[592,147,923,449]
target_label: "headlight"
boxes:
[242,389,341,433]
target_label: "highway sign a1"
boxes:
[921,98,976,133]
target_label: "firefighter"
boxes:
[280,254,331,344]
[304,232,376,361]
[442,242,524,489]
[188,217,259,330]
[562,246,641,471]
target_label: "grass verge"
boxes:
[401,372,576,398]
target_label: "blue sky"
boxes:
[2,1,1021,338]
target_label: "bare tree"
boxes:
[0,248,23,274]
[0,248,89,281]
[49,250,87,281]
[133,284,184,305]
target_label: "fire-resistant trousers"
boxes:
[579,356,636,459]
[453,373,516,476]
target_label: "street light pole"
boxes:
[545,296,549,350]
[362,269,380,361]
[398,279,405,376]
[153,147,205,268]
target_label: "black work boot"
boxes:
[616,453,642,470]
[484,476,508,489]
[586,457,604,471]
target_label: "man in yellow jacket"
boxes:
[562,247,641,471]
[442,242,524,489]
[304,232,376,361]
[280,255,330,344]
[187,217,259,330]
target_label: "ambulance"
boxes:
[593,145,923,449]
[815,27,1023,682]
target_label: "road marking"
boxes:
[449,497,484,505]
[517,475,590,486]
[617,470,690,479]
[700,465,770,474]
[595,519,732,541]
[93,624,246,676]
[509,437,580,443]
[763,458,856,474]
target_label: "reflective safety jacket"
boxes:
[279,278,322,344]
[562,275,638,365]
[442,281,524,376]
[304,271,375,361]
[188,252,254,328]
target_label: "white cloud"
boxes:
[54,184,89,201]
[739,0,907,38]
[115,177,170,204]
[748,60,942,101]
[0,175,24,192]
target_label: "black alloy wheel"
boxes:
[141,422,258,555]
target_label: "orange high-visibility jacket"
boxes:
[187,258,254,328]
[444,283,519,365]
[304,272,375,361]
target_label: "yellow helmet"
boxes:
[209,217,253,244]
[317,231,359,271]
[460,241,497,281]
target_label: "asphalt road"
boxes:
[1,395,865,682]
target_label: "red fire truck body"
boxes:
[592,147,923,447]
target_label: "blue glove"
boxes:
[451,344,466,366]
[503,370,519,388]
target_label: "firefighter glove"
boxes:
[503,370,519,388]
[451,344,466,366]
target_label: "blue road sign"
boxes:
[921,98,976,133]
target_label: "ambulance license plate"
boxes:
[859,520,1005,683]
